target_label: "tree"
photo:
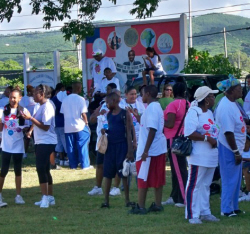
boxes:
[0,0,160,43]
[182,48,242,78]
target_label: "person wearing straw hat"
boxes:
[215,75,246,217]
[184,86,220,224]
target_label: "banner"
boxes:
[82,14,188,92]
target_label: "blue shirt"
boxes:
[51,96,64,128]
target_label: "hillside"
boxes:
[1,13,250,70]
[0,31,76,68]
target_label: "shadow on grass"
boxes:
[0,152,250,234]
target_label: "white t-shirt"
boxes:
[20,96,36,125]
[1,108,29,153]
[120,99,145,143]
[92,57,117,92]
[244,91,250,115]
[146,55,164,71]
[0,96,9,108]
[216,96,246,153]
[60,94,88,133]
[33,101,57,145]
[242,150,250,161]
[184,106,219,167]
[100,77,120,93]
[136,102,167,161]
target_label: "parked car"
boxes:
[132,74,228,101]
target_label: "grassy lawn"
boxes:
[0,152,250,234]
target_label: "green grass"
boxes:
[1,152,250,234]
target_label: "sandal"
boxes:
[101,203,110,208]
[126,202,136,207]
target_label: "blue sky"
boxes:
[0,0,249,34]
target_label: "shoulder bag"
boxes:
[171,100,192,157]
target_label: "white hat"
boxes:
[194,86,219,102]
[92,49,103,56]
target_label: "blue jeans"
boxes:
[55,127,67,153]
[65,126,90,169]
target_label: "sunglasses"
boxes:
[165,89,172,91]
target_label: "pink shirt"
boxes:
[164,99,189,139]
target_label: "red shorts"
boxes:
[136,154,166,189]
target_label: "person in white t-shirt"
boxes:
[216,75,247,217]
[238,139,250,202]
[0,88,30,207]
[243,74,250,115]
[19,84,36,158]
[129,85,167,215]
[184,86,220,224]
[21,84,57,208]
[100,67,120,95]
[60,82,91,169]
[142,47,165,85]
[91,49,117,95]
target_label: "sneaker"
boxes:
[128,204,147,215]
[23,153,27,158]
[129,162,137,176]
[88,186,103,196]
[234,209,245,214]
[147,202,164,212]
[51,164,61,170]
[40,196,49,208]
[35,195,55,206]
[0,195,7,208]
[64,160,69,166]
[221,211,237,217]
[82,165,94,170]
[15,195,25,204]
[189,218,203,224]
[122,159,130,177]
[175,203,185,208]
[109,187,121,196]
[162,197,175,205]
[200,214,220,222]
[238,193,250,202]
[59,160,64,166]
[239,190,244,198]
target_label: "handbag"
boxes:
[97,134,108,154]
[171,100,192,157]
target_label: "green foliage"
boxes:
[0,59,22,70]
[60,66,82,88]
[182,48,241,78]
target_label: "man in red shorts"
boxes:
[129,85,167,214]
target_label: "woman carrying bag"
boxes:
[184,86,220,224]
[162,82,189,207]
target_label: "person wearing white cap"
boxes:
[91,49,117,95]
[184,86,220,224]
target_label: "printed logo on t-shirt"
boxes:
[95,64,101,74]
[4,115,21,136]
[203,118,219,138]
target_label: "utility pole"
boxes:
[238,51,240,69]
[223,27,227,58]
[77,4,82,70]
[189,0,193,48]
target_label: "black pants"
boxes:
[0,151,23,178]
[168,140,188,204]
[35,144,55,185]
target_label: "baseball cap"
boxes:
[92,49,103,56]
[194,86,218,102]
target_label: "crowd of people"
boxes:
[0,47,250,225]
